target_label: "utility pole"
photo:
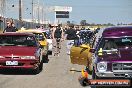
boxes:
[37,0,40,25]
[32,0,34,28]
[19,0,22,24]
[0,0,5,17]
[42,6,44,24]
[0,0,6,29]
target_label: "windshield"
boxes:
[42,32,52,39]
[98,37,132,50]
[0,35,37,47]
[34,33,45,41]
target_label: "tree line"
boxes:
[66,20,132,26]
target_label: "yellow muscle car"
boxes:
[70,43,93,71]
[70,30,94,72]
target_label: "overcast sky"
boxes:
[4,0,132,24]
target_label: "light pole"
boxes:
[19,0,22,21]
[19,0,22,27]
[37,0,40,25]
[0,0,6,17]
[32,0,34,28]
[42,6,44,24]
[0,0,6,29]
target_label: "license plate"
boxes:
[6,61,18,65]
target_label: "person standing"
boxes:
[3,19,17,33]
[52,24,64,56]
[65,25,78,55]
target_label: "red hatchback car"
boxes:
[0,33,43,74]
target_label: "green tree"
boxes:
[67,21,70,24]
[80,20,87,26]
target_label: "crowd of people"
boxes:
[2,18,100,56]
[50,24,78,56]
[50,24,100,56]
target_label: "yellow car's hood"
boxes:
[39,41,47,46]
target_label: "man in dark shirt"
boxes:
[65,26,77,40]
[52,24,64,56]
[3,19,17,33]
[65,25,78,55]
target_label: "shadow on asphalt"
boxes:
[70,69,82,73]
[43,58,49,63]
[91,86,132,88]
[0,69,41,75]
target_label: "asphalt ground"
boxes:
[0,41,91,88]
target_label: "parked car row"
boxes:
[0,33,43,74]
[70,26,132,87]
[0,28,53,74]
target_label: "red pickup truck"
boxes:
[0,32,43,74]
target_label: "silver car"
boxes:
[42,29,53,55]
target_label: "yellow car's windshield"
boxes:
[34,33,45,41]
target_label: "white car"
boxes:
[41,29,53,55]
[47,38,53,54]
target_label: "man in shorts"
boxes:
[52,24,64,56]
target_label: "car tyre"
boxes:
[79,78,88,87]
[32,65,40,74]
[48,51,52,55]
[43,54,49,63]
[39,60,43,71]
[33,59,43,74]
[85,66,92,75]
[92,68,99,79]
[91,68,101,88]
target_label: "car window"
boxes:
[98,37,132,51]
[117,37,132,47]
[43,31,52,39]
[34,33,45,41]
[0,35,37,47]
